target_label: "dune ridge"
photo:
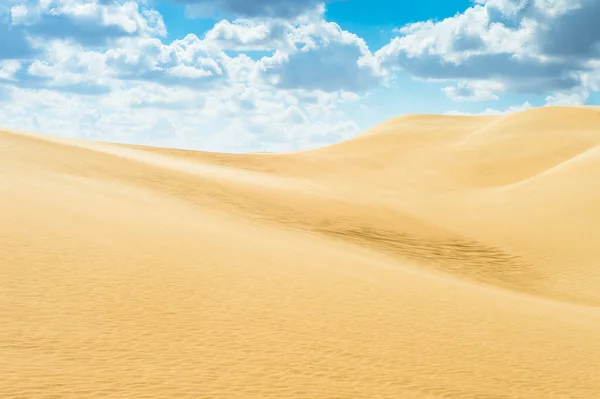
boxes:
[2,106,600,398]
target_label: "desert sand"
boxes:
[2,106,600,398]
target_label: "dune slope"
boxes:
[2,106,600,398]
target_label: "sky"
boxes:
[1,0,599,152]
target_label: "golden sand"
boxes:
[2,106,600,398]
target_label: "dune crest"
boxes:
[2,106,600,398]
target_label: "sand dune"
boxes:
[2,106,600,398]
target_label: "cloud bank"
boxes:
[1,0,599,151]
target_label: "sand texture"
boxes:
[2,106,600,398]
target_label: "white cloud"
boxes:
[10,4,30,24]
[203,18,293,51]
[0,80,361,152]
[9,0,166,44]
[375,0,600,102]
[0,60,22,81]
[0,3,369,151]
[442,80,503,102]
[545,88,589,106]
[256,19,384,92]
[1,1,380,153]
[25,40,113,91]
[2,0,600,153]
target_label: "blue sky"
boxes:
[326,0,475,48]
[0,0,599,152]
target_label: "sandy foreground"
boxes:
[2,106,600,398]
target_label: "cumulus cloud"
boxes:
[104,35,228,88]
[0,0,373,151]
[4,0,600,153]
[263,44,378,92]
[22,40,114,93]
[203,18,293,51]
[9,0,166,45]
[0,0,168,77]
[0,79,361,152]
[375,0,600,103]
[544,86,590,106]
[0,60,22,81]
[256,19,384,92]
[0,0,384,97]
[173,16,384,93]
[442,80,502,102]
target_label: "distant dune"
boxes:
[2,106,600,398]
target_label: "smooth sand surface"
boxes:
[2,106,600,398]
